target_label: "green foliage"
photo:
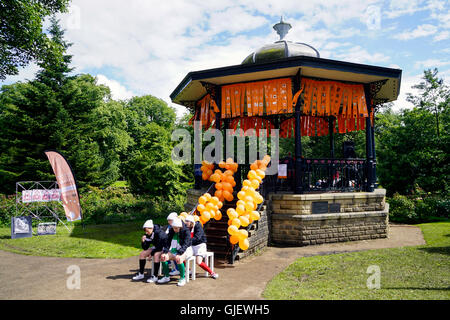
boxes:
[0,20,131,193]
[387,193,418,223]
[376,69,449,196]
[0,1,70,79]
[387,192,450,224]
[79,186,183,225]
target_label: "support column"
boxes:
[364,85,375,192]
[329,116,335,158]
[293,71,303,194]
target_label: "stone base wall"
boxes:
[269,188,386,215]
[271,205,389,246]
[184,188,390,260]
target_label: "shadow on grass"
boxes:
[417,246,450,256]
[383,287,450,291]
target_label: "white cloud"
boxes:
[433,30,449,42]
[414,59,450,69]
[332,45,390,64]
[96,74,134,100]
[393,24,438,40]
[392,73,422,111]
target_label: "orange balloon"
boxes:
[201,211,211,221]
[238,229,248,240]
[223,190,232,200]
[231,218,241,228]
[250,179,260,189]
[197,204,206,212]
[210,196,219,205]
[222,182,232,191]
[226,157,234,163]
[219,161,226,168]
[225,193,234,202]
[215,211,222,220]
[229,235,239,244]
[236,200,245,207]
[224,170,233,176]
[237,191,246,200]
[214,189,223,198]
[244,201,254,212]
[236,204,245,216]
[239,238,250,250]
[250,210,260,221]
[217,201,223,209]
[239,215,250,227]
[256,169,265,179]
[198,196,207,205]
[227,225,239,236]
[250,163,258,171]
[202,173,209,180]
[204,193,212,201]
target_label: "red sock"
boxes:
[198,262,214,275]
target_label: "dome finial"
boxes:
[273,16,292,40]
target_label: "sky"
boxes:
[2,0,449,118]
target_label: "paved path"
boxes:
[0,224,425,300]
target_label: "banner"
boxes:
[22,189,61,203]
[45,151,82,221]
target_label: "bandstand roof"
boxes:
[170,18,402,110]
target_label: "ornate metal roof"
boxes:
[242,17,320,65]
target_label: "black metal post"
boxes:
[329,116,335,158]
[293,71,303,194]
[371,109,377,188]
[364,85,375,192]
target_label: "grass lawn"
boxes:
[263,222,450,300]
[0,218,166,259]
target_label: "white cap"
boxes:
[172,217,183,228]
[185,215,195,223]
[167,212,178,221]
[143,220,154,229]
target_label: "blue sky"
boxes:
[3,0,449,117]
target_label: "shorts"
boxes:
[192,243,207,257]
[168,246,193,260]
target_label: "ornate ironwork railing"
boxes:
[302,158,367,192]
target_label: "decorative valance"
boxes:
[299,78,368,118]
[279,114,369,138]
[221,78,293,118]
[188,94,219,129]
[228,116,275,137]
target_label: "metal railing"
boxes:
[302,158,366,192]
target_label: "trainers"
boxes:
[132,273,145,281]
[169,270,180,276]
[177,278,186,287]
[157,276,170,284]
[211,273,219,279]
[146,275,158,283]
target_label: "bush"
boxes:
[0,186,186,226]
[387,193,450,224]
[388,193,418,223]
[0,194,16,226]
[80,186,185,224]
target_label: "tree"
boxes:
[121,96,188,198]
[407,68,449,137]
[0,19,131,193]
[0,0,70,80]
[376,70,449,195]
